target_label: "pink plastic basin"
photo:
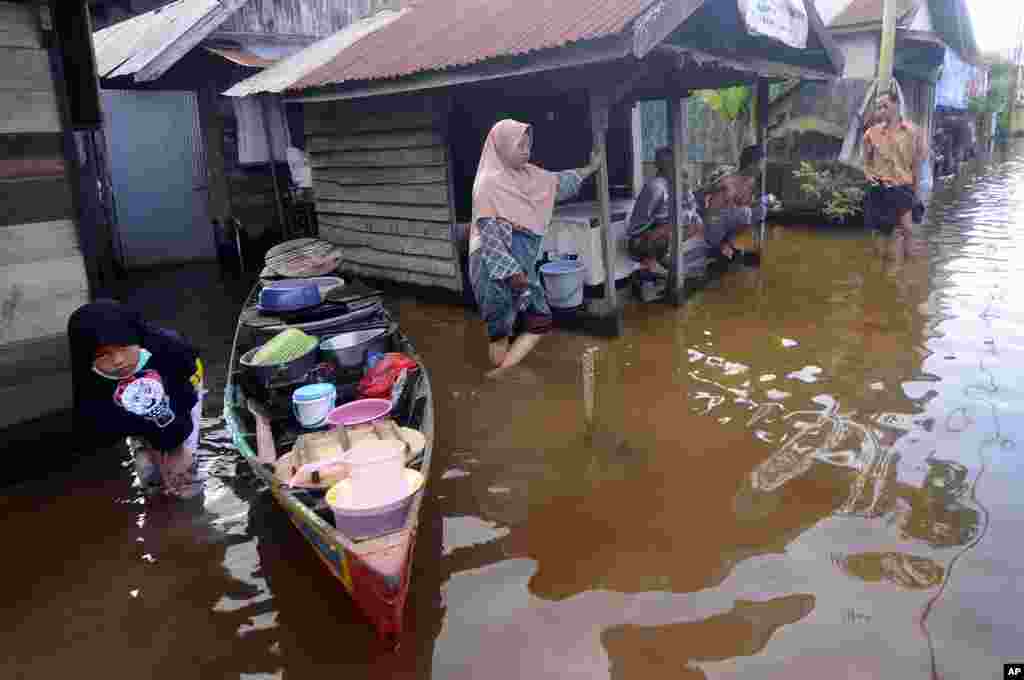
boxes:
[326,398,392,427]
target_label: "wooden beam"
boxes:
[316,200,451,222]
[754,78,769,253]
[589,90,619,330]
[312,181,449,206]
[309,146,447,169]
[318,215,452,241]
[319,224,455,259]
[0,370,72,429]
[653,44,836,81]
[0,255,90,344]
[0,176,74,227]
[0,331,70,386]
[666,96,686,305]
[132,0,249,83]
[0,91,61,134]
[306,130,444,153]
[0,2,41,49]
[342,261,460,292]
[632,0,706,59]
[0,47,52,91]
[439,93,464,294]
[304,106,440,135]
[0,132,66,178]
[259,95,288,237]
[0,219,80,266]
[198,83,230,225]
[631,104,644,197]
[341,248,458,278]
[313,165,447,186]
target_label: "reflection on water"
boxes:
[4,147,1024,678]
[602,594,816,679]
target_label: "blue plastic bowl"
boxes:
[259,281,322,312]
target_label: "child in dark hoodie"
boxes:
[68,300,204,497]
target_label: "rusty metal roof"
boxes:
[223,8,408,97]
[292,0,659,89]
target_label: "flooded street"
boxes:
[4,146,1024,679]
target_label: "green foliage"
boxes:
[792,161,866,222]
[695,86,751,122]
[975,59,1015,132]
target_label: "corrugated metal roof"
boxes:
[93,0,244,81]
[223,9,409,97]
[292,0,659,90]
[828,0,918,29]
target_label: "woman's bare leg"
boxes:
[486,332,542,378]
[488,337,510,366]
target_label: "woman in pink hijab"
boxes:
[469,119,602,375]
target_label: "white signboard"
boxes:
[738,0,809,50]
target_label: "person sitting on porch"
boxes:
[68,300,205,498]
[469,119,602,376]
[696,145,769,261]
[626,147,704,279]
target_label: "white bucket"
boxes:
[540,259,585,309]
[342,440,407,507]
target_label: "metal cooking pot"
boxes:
[240,342,319,385]
[319,327,394,370]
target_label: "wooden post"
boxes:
[260,94,289,240]
[198,83,230,226]
[754,78,770,253]
[631,104,644,198]
[877,0,897,95]
[666,97,686,304]
[589,91,620,333]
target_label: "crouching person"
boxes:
[627,146,704,281]
[68,300,205,498]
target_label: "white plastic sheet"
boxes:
[738,0,809,50]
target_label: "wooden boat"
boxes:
[223,276,434,643]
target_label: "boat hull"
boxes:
[224,277,433,642]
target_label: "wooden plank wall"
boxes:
[0,2,88,429]
[305,101,460,291]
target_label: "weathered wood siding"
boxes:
[0,2,88,429]
[306,102,460,291]
[217,0,367,37]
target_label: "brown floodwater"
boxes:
[4,146,1024,679]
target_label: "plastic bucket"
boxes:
[291,383,337,428]
[326,469,424,540]
[342,440,406,507]
[540,259,585,309]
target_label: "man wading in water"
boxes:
[862,91,928,260]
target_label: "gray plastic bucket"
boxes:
[540,260,585,309]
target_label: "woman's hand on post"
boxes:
[581,149,604,178]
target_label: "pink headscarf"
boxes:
[471,119,558,239]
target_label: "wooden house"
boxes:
[227,0,843,330]
[1,1,121,450]
[90,0,369,269]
